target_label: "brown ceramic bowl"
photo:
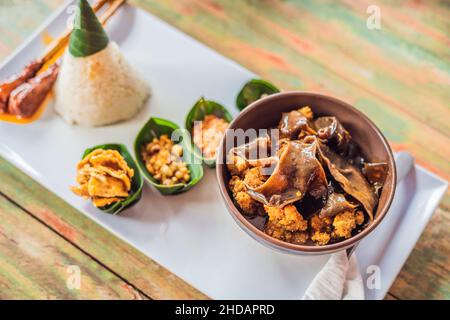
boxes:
[216,91,396,255]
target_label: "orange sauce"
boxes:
[0,34,67,124]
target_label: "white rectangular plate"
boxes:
[0,1,447,300]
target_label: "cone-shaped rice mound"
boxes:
[55,0,150,126]
[55,42,150,126]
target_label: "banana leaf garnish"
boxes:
[185,97,233,168]
[82,143,143,215]
[236,79,280,111]
[69,0,109,57]
[134,117,204,195]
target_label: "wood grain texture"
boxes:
[384,293,398,300]
[0,157,208,300]
[389,207,450,300]
[131,0,450,206]
[0,194,145,299]
[0,0,449,300]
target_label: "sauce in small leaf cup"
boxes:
[185,97,233,168]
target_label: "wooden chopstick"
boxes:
[42,0,126,63]
[99,0,126,24]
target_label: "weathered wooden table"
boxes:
[0,0,448,300]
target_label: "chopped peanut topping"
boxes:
[142,135,190,186]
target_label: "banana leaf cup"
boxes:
[236,79,280,111]
[185,97,233,168]
[81,143,143,215]
[134,117,204,195]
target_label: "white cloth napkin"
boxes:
[302,251,364,300]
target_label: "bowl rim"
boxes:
[216,91,397,253]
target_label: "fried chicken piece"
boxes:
[310,214,332,245]
[332,210,360,239]
[265,205,308,233]
[263,205,310,245]
[244,167,266,188]
[265,220,309,245]
[229,175,246,193]
[310,214,332,232]
[235,192,258,215]
[229,176,259,215]
[290,230,309,244]
[311,231,331,246]
[226,153,249,176]
[298,106,314,120]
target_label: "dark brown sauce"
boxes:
[247,215,268,231]
[229,111,388,246]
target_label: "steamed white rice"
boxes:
[55,42,150,126]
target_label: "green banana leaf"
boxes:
[81,143,143,215]
[134,117,204,195]
[69,0,109,57]
[236,79,280,111]
[185,97,233,168]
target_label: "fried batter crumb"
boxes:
[311,231,331,246]
[290,231,309,244]
[265,205,308,232]
[332,210,358,239]
[244,167,266,188]
[309,214,332,245]
[298,106,314,120]
[265,220,309,245]
[310,214,332,232]
[264,205,309,244]
[227,153,249,177]
[229,176,259,215]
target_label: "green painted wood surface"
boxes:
[0,0,448,300]
[0,157,208,300]
[0,194,145,299]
